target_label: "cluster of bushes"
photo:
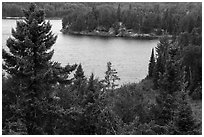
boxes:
[2,4,202,135]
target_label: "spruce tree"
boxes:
[2,3,76,134]
[3,3,57,98]
[155,36,170,74]
[73,63,86,98]
[158,52,179,94]
[148,48,155,78]
[153,36,170,88]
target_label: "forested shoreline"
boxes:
[3,2,201,37]
[2,3,202,135]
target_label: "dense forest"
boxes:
[3,2,202,35]
[2,3,202,135]
[61,2,202,36]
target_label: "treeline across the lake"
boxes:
[61,2,201,36]
[2,3,202,135]
[2,2,69,18]
[3,2,202,35]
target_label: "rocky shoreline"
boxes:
[61,29,166,40]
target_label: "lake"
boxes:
[2,19,158,85]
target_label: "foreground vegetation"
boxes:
[2,3,202,135]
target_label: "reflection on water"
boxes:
[2,19,158,85]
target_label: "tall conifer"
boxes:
[148,48,155,78]
[117,4,121,22]
[74,63,86,99]
[2,3,76,134]
[103,62,120,91]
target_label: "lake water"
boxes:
[2,19,158,85]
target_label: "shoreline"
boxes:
[3,17,171,40]
[2,17,62,20]
[61,29,170,40]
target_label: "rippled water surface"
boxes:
[2,19,158,85]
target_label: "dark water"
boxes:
[2,19,158,85]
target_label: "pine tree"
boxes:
[2,3,76,134]
[102,62,120,92]
[148,48,155,78]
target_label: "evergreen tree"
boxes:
[2,3,76,134]
[73,63,86,99]
[86,12,97,31]
[3,4,56,134]
[175,92,199,134]
[129,4,132,10]
[117,4,121,22]
[71,14,86,31]
[182,45,202,93]
[155,36,170,73]
[178,32,191,48]
[85,73,96,104]
[162,8,174,34]
[74,63,85,79]
[87,73,95,93]
[158,53,179,94]
[195,15,201,28]
[148,48,155,78]
[153,36,170,88]
[102,62,120,91]
[187,15,195,33]
[190,28,202,46]
[141,15,153,33]
[154,92,176,126]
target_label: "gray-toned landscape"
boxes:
[2,2,202,135]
